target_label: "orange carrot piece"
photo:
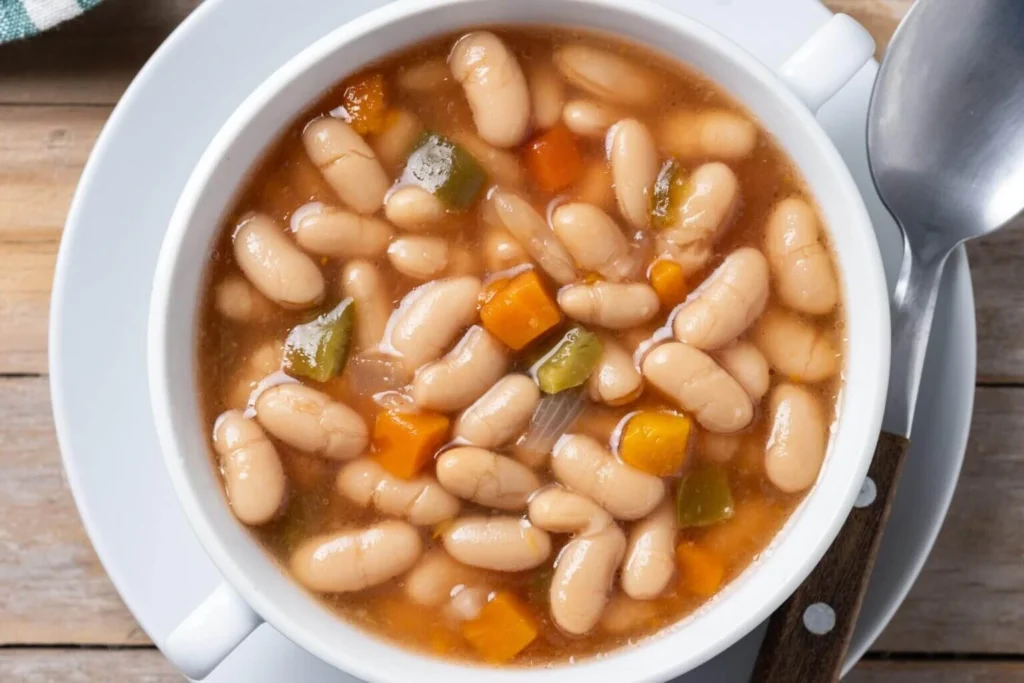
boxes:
[461,592,539,663]
[524,124,583,193]
[676,542,726,597]
[372,410,450,479]
[342,73,388,135]
[649,259,689,309]
[480,269,562,350]
[479,277,511,308]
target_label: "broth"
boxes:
[196,26,844,667]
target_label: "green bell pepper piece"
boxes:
[283,298,355,383]
[676,465,735,528]
[404,131,488,209]
[534,326,603,394]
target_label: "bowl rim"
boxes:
[148,0,890,681]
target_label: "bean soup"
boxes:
[198,26,844,667]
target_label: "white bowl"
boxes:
[148,0,887,680]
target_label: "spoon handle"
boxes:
[750,431,909,682]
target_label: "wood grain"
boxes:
[1,650,1023,683]
[753,432,910,682]
[0,377,149,646]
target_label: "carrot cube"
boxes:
[676,542,726,598]
[372,410,450,479]
[480,269,562,350]
[649,259,689,310]
[524,124,583,193]
[461,592,539,663]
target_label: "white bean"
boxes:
[752,307,839,382]
[454,374,541,449]
[620,502,676,600]
[404,549,482,606]
[587,334,643,406]
[396,58,454,93]
[370,108,423,173]
[657,163,738,274]
[562,99,623,138]
[610,119,659,230]
[672,248,770,350]
[341,260,391,352]
[765,383,828,493]
[292,202,392,258]
[697,431,743,464]
[413,326,508,411]
[255,383,368,460]
[554,45,657,107]
[551,434,664,520]
[449,32,531,148]
[659,109,758,160]
[557,282,660,329]
[214,274,275,323]
[529,63,565,130]
[550,203,639,282]
[302,117,389,214]
[713,340,770,402]
[550,525,626,635]
[641,342,753,433]
[384,186,447,231]
[600,594,659,634]
[483,225,530,272]
[290,521,423,593]
[226,340,283,411]
[765,197,839,315]
[213,411,285,525]
[337,458,459,526]
[436,447,541,510]
[387,235,449,281]
[233,213,325,309]
[486,189,577,284]
[452,132,524,188]
[443,516,551,571]
[528,487,613,537]
[385,276,482,373]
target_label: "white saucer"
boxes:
[50,0,976,679]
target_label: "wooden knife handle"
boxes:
[750,431,910,683]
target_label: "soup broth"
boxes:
[197,26,844,667]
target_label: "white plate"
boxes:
[49,0,976,680]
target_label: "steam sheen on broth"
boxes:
[197,26,844,666]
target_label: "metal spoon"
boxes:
[753,1,1024,680]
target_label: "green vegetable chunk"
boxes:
[403,131,488,209]
[676,465,735,528]
[650,159,691,230]
[534,326,603,394]
[284,298,355,383]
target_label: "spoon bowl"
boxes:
[868,0,1024,250]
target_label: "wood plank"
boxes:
[0,0,200,106]
[0,106,106,243]
[1,649,1023,683]
[873,387,1024,652]
[850,660,1024,683]
[968,233,1024,384]
[0,377,150,645]
[0,242,55,375]
[0,649,177,682]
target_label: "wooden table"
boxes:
[1,0,1020,679]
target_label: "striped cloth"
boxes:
[0,0,102,43]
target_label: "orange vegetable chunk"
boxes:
[676,542,725,597]
[524,124,583,193]
[461,591,539,663]
[619,411,692,476]
[342,72,388,135]
[649,259,689,309]
[372,410,450,479]
[480,269,562,350]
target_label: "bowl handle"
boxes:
[777,14,875,113]
[162,581,262,680]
